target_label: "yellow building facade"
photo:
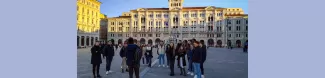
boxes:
[107,0,248,47]
[77,0,102,47]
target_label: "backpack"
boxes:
[133,47,142,66]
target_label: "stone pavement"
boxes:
[142,48,248,78]
[77,47,159,78]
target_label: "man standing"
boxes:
[102,40,115,75]
[200,40,207,78]
[192,41,202,78]
[126,37,141,78]
[157,41,166,67]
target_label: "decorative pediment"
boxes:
[137,8,146,11]
[205,6,216,10]
[170,8,181,11]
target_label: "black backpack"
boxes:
[133,47,142,66]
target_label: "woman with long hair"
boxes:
[166,43,176,76]
[176,43,187,76]
[145,44,153,67]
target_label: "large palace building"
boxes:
[107,0,248,47]
[77,0,104,47]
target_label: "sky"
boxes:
[98,0,248,17]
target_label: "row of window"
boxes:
[227,20,248,24]
[228,26,248,31]
[77,16,99,25]
[134,13,224,18]
[111,34,161,37]
[170,3,181,7]
[110,33,248,38]
[109,25,248,31]
[109,26,247,32]
[228,34,248,38]
[110,22,130,26]
[77,0,99,9]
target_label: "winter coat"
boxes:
[177,45,187,67]
[126,44,140,66]
[201,45,207,62]
[91,46,102,64]
[102,45,115,57]
[119,46,126,57]
[192,46,202,63]
[166,45,175,59]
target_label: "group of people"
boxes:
[160,39,207,78]
[90,40,115,78]
[90,37,207,78]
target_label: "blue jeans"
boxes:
[158,54,165,65]
[193,62,201,78]
[188,58,193,72]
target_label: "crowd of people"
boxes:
[90,37,207,78]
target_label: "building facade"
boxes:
[107,0,248,47]
[77,0,102,47]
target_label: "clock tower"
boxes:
[168,0,183,10]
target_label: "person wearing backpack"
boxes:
[126,37,141,78]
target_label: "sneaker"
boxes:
[163,65,165,67]
[194,75,197,78]
[108,70,113,73]
[106,71,109,75]
[190,72,194,76]
[187,72,191,74]
[158,65,161,67]
[201,75,205,78]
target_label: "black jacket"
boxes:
[102,45,115,57]
[91,46,102,64]
[166,45,175,58]
[126,44,140,66]
[192,46,202,63]
[201,45,207,62]
[119,46,126,57]
[177,46,187,67]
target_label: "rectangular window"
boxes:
[246,26,248,31]
[228,27,231,31]
[228,20,231,24]
[246,20,248,24]
[246,34,248,37]
[228,34,231,37]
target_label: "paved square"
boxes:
[143,48,248,78]
[77,47,159,78]
[78,47,248,78]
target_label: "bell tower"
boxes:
[168,0,183,10]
